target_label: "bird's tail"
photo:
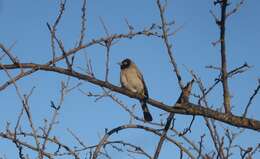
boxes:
[140,100,153,121]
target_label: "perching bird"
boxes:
[119,58,153,121]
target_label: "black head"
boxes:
[120,58,132,69]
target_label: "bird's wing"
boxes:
[135,67,149,99]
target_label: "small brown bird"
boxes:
[119,58,153,121]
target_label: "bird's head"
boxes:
[119,58,132,69]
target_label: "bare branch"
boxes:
[0,43,18,64]
[156,0,184,89]
[243,79,260,117]
[1,63,260,131]
[92,124,195,159]
[124,18,134,32]
[178,115,195,136]
[0,1,259,158]
[0,25,159,91]
[79,0,87,46]
[47,23,72,70]
[104,42,111,82]
[47,0,66,66]
[153,80,195,159]
[201,63,250,105]
[210,10,220,26]
[99,17,113,81]
[226,0,245,17]
[109,141,152,159]
[0,65,42,158]
[0,132,52,158]
[41,81,68,157]
[99,17,110,37]
[67,128,87,148]
[107,86,203,156]
[219,0,231,114]
[188,68,229,159]
[153,112,175,159]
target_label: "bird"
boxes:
[119,58,153,121]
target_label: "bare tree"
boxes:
[0,0,259,159]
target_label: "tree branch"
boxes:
[243,79,260,117]
[219,0,231,113]
[156,0,184,89]
[92,124,195,159]
[1,63,260,131]
[0,27,160,91]
[153,80,194,159]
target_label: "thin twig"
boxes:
[49,24,72,70]
[99,17,112,81]
[41,81,67,157]
[0,43,18,64]
[153,80,194,159]
[47,0,66,66]
[0,41,17,61]
[153,112,175,159]
[0,25,160,91]
[187,68,225,158]
[197,134,205,159]
[243,79,260,117]
[79,0,87,46]
[178,115,195,136]
[156,0,184,89]
[200,63,250,104]
[226,0,245,17]
[107,87,202,156]
[0,64,42,158]
[104,44,111,82]
[92,124,195,159]
[0,132,52,158]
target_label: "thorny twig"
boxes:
[226,0,245,18]
[153,80,194,159]
[67,128,87,148]
[92,124,195,159]
[236,144,260,159]
[0,23,160,92]
[178,115,195,136]
[41,80,69,157]
[201,63,250,104]
[0,65,42,158]
[0,41,17,62]
[99,17,113,82]
[187,68,225,159]
[47,0,66,66]
[0,43,18,64]
[0,132,52,158]
[47,23,73,70]
[243,79,260,117]
[197,134,205,159]
[110,141,152,159]
[79,0,87,47]
[104,85,204,157]
[156,0,184,89]
[106,87,203,156]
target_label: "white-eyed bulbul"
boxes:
[119,58,153,121]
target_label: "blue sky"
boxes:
[0,0,259,158]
